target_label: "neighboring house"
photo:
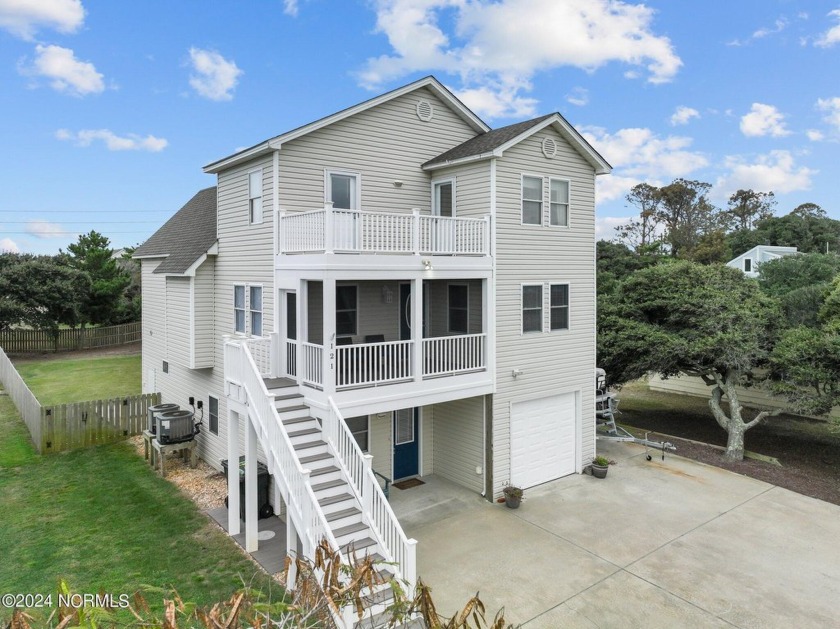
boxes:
[134,76,610,611]
[727,245,798,278]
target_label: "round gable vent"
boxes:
[542,137,557,159]
[416,99,434,122]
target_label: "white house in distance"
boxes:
[134,76,610,613]
[727,245,798,278]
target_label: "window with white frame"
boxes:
[208,395,219,435]
[522,175,543,225]
[336,284,358,337]
[345,415,369,452]
[744,258,752,273]
[550,284,569,330]
[249,170,263,224]
[234,285,246,333]
[327,171,359,209]
[433,179,454,217]
[550,179,570,227]
[250,286,263,336]
[522,284,543,333]
[448,284,468,334]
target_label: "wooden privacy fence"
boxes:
[0,346,159,454]
[0,321,142,353]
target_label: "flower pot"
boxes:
[504,494,522,509]
[591,464,609,479]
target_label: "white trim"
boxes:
[520,282,544,335]
[431,177,456,217]
[520,173,544,226]
[447,282,469,334]
[325,169,362,210]
[203,76,489,173]
[548,177,571,228]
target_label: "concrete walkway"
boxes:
[400,441,840,628]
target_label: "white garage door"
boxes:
[510,393,577,489]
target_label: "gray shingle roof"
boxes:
[134,187,217,274]
[423,114,554,168]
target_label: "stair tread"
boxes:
[276,404,309,414]
[343,536,377,552]
[318,492,354,507]
[326,506,361,522]
[272,393,303,401]
[333,521,369,538]
[293,439,326,451]
[288,427,321,438]
[312,478,346,492]
[282,415,317,426]
[310,465,340,477]
[299,452,334,465]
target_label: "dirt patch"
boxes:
[11,342,141,364]
[617,381,840,506]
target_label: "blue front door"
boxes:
[393,408,419,480]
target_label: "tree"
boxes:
[64,231,132,325]
[596,240,660,295]
[723,189,776,232]
[598,261,781,460]
[756,253,840,327]
[615,183,663,251]
[771,324,840,416]
[656,179,720,258]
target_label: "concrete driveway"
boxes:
[400,441,840,628]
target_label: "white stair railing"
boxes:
[224,340,341,564]
[323,396,417,595]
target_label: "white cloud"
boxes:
[22,44,104,96]
[565,87,589,107]
[807,129,825,141]
[753,18,788,40]
[0,237,20,253]
[283,0,299,16]
[26,220,67,238]
[595,215,631,240]
[815,9,840,47]
[453,82,538,119]
[56,128,168,152]
[0,0,84,40]
[188,47,242,101]
[816,96,840,133]
[359,0,681,119]
[670,106,699,126]
[739,103,790,137]
[716,150,816,196]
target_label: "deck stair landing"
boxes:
[263,376,402,627]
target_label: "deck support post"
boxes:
[244,415,259,553]
[227,408,240,536]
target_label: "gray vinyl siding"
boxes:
[277,87,478,215]
[193,259,215,368]
[165,277,191,367]
[492,126,597,493]
[432,396,484,492]
[431,162,491,219]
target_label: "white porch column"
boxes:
[411,277,423,382]
[226,408,240,536]
[244,415,259,553]
[323,277,337,393]
[285,515,298,592]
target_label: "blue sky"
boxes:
[1,0,839,255]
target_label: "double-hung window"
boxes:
[249,286,263,336]
[550,179,570,227]
[522,175,543,225]
[448,284,468,334]
[234,285,246,333]
[249,170,263,224]
[550,284,569,330]
[522,285,543,333]
[336,285,358,337]
[345,416,369,452]
[208,395,219,435]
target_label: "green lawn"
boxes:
[0,397,280,624]
[15,354,141,405]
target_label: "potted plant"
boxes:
[502,484,524,509]
[591,455,612,479]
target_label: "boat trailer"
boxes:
[596,368,676,461]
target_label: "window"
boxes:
[345,415,369,452]
[550,179,569,227]
[336,285,358,337]
[162,360,169,374]
[448,284,468,334]
[208,395,219,435]
[234,285,246,333]
[327,171,359,209]
[522,285,543,333]
[286,293,297,340]
[522,175,543,225]
[550,284,569,330]
[249,170,263,224]
[433,180,454,217]
[744,258,752,273]
[250,286,263,336]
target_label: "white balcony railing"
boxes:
[301,342,323,387]
[423,333,486,377]
[244,336,272,377]
[336,339,413,389]
[278,206,490,256]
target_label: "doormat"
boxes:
[392,478,425,490]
